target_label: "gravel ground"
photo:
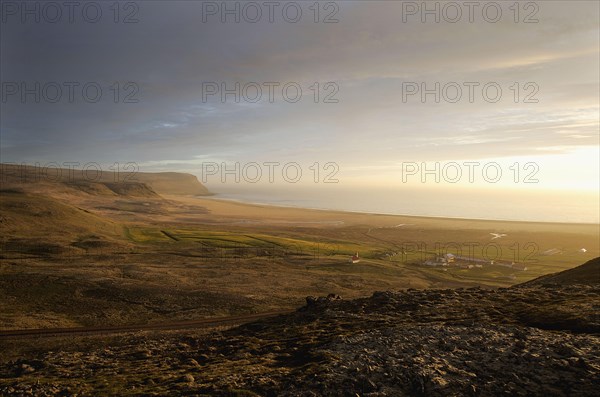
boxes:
[1,285,599,396]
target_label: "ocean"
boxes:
[206,185,599,224]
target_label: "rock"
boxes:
[19,364,35,374]
[197,354,210,362]
[183,374,195,383]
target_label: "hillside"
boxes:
[131,172,211,196]
[1,283,598,396]
[521,257,600,286]
[0,164,210,197]
[0,189,126,257]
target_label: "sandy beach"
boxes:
[166,195,600,236]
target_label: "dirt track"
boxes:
[0,310,291,339]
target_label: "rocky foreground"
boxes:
[1,282,599,396]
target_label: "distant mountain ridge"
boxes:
[0,163,211,197]
[131,171,211,196]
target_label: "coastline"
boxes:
[164,194,600,237]
[197,194,600,227]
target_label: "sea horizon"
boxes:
[206,186,600,225]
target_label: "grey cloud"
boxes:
[1,0,598,171]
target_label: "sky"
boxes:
[1,0,599,193]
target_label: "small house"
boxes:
[443,253,455,263]
[511,263,528,271]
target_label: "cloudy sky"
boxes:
[1,1,598,191]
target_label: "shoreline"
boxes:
[197,194,599,227]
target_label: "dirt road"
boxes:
[0,310,291,339]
